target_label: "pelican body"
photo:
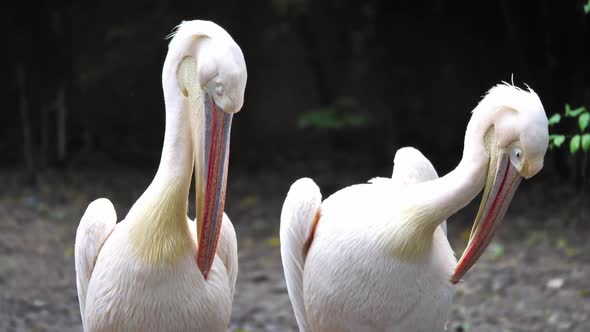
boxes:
[75,20,247,331]
[280,84,549,331]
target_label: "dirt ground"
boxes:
[1,165,589,332]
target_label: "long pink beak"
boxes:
[451,151,522,284]
[195,93,232,279]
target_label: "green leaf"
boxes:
[550,134,566,148]
[297,99,369,130]
[579,112,590,131]
[343,112,370,127]
[566,105,587,118]
[570,135,581,154]
[585,0,590,14]
[582,134,590,152]
[548,113,561,126]
[297,109,344,130]
[572,107,587,117]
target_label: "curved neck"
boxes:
[126,53,198,265]
[420,106,496,221]
[156,85,195,187]
[383,105,495,259]
[141,52,196,207]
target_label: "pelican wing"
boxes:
[369,147,439,185]
[392,147,439,183]
[216,213,238,298]
[392,147,447,235]
[280,178,322,332]
[74,198,117,325]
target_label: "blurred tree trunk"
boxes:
[294,12,333,106]
[56,85,67,162]
[16,63,37,184]
[40,103,49,168]
[52,7,71,165]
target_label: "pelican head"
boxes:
[165,20,247,278]
[451,84,548,283]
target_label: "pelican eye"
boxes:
[216,85,224,97]
[510,146,523,165]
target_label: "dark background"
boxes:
[4,0,589,177]
[2,1,590,331]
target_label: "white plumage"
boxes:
[280,84,549,331]
[281,150,454,332]
[75,20,246,331]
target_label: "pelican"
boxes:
[74,20,247,331]
[280,84,548,331]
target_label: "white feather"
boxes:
[75,198,117,329]
[280,178,322,332]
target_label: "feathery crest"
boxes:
[165,22,184,41]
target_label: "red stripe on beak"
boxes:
[196,94,232,279]
[451,152,522,284]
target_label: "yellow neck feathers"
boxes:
[128,179,193,266]
[380,204,441,262]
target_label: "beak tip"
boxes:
[198,258,210,280]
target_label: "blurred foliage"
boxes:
[548,104,590,154]
[535,5,589,156]
[546,2,590,224]
[297,97,371,130]
[549,0,588,221]
[549,103,590,221]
